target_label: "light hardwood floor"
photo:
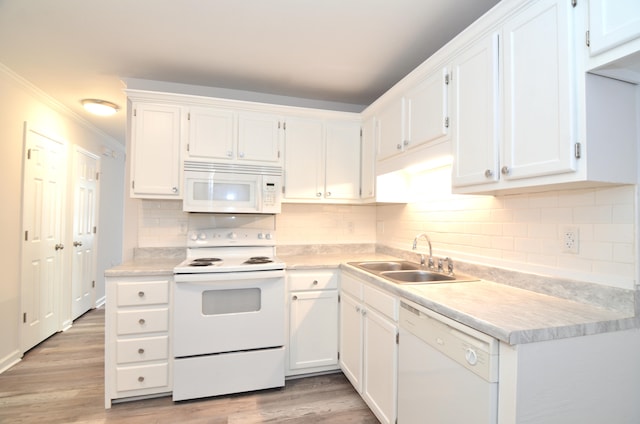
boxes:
[0,307,378,423]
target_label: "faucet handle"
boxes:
[437,258,443,272]
[445,257,454,274]
[428,256,435,269]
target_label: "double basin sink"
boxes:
[348,260,479,285]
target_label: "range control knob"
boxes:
[228,232,237,240]
[198,232,207,240]
[258,232,264,239]
[265,233,272,240]
[190,233,199,241]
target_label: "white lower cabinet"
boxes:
[339,271,398,424]
[105,275,172,408]
[286,270,339,376]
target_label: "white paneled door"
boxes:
[71,148,99,320]
[21,126,67,352]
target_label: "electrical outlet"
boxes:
[562,226,579,254]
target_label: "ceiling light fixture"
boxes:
[81,99,119,116]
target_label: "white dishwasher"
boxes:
[398,300,499,424]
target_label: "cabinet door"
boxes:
[130,102,182,198]
[237,112,282,164]
[363,307,398,424]
[339,292,363,392]
[502,0,576,181]
[376,97,405,161]
[283,117,324,200]
[451,33,500,188]
[186,106,235,161]
[589,0,640,55]
[325,121,361,201]
[289,290,338,370]
[360,116,376,200]
[404,66,448,150]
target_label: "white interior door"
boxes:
[21,126,67,352]
[71,148,99,320]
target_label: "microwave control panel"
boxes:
[262,175,282,213]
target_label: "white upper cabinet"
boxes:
[588,0,640,56]
[325,121,361,201]
[450,33,500,188]
[130,102,183,199]
[237,111,282,164]
[501,0,576,181]
[360,116,376,200]
[376,66,449,165]
[283,117,324,201]
[283,116,361,203]
[186,106,235,161]
[451,0,637,194]
[186,107,282,165]
[376,97,405,162]
[404,66,449,151]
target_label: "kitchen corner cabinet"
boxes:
[105,275,172,408]
[453,0,637,194]
[340,272,398,424]
[283,117,361,203]
[185,107,282,165]
[286,270,339,377]
[376,65,449,164]
[129,102,183,199]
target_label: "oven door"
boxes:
[173,270,285,357]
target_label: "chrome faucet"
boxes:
[438,257,454,275]
[412,233,434,269]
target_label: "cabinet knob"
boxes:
[362,309,367,316]
[138,376,145,383]
[396,143,402,150]
[138,318,146,325]
[326,192,331,197]
[484,169,493,178]
[55,243,64,251]
[226,151,233,157]
[239,152,245,158]
[312,280,318,285]
[138,348,145,355]
[73,241,83,247]
[172,187,178,193]
[292,295,298,301]
[356,306,361,313]
[138,291,145,298]
[316,192,322,197]
[501,166,510,175]
[403,140,409,146]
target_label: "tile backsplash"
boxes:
[137,168,636,290]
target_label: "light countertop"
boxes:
[105,252,638,345]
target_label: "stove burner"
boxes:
[244,256,273,264]
[193,258,222,262]
[189,261,213,267]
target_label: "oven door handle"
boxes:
[174,269,285,283]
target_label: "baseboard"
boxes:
[0,349,22,374]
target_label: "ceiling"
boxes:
[0,0,500,144]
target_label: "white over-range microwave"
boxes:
[183,161,282,214]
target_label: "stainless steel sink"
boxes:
[348,261,479,285]
[353,261,421,272]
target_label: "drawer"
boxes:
[288,270,338,291]
[116,362,169,392]
[340,272,363,300]
[116,336,169,364]
[364,284,397,321]
[117,308,169,335]
[117,280,169,306]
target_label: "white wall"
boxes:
[0,63,125,372]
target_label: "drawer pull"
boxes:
[312,280,318,285]
[292,295,298,301]
[138,376,145,383]
[138,318,146,325]
[138,291,145,297]
[138,348,145,354]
